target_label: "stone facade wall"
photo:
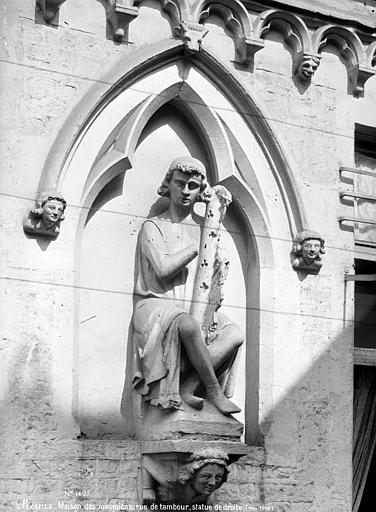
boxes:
[1,1,376,511]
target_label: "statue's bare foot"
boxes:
[206,384,241,415]
[181,391,204,410]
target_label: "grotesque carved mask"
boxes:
[297,56,320,81]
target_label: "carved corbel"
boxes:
[142,448,231,506]
[36,0,67,22]
[291,230,325,275]
[295,54,321,82]
[238,36,264,67]
[23,191,67,240]
[174,22,209,53]
[105,0,139,42]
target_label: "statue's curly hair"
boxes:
[32,191,67,221]
[157,156,211,203]
[177,448,230,486]
[293,230,325,256]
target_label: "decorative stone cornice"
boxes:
[250,9,376,93]
[35,0,376,95]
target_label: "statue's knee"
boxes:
[178,314,201,339]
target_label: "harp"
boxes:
[190,185,232,341]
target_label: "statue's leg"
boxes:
[179,350,204,409]
[209,324,244,370]
[177,314,240,415]
[180,323,243,406]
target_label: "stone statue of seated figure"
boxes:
[126,156,243,416]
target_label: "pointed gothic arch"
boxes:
[37,38,307,443]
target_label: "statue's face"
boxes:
[299,58,318,80]
[191,464,224,496]
[168,170,202,209]
[42,200,64,227]
[301,239,321,264]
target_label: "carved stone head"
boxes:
[296,55,320,82]
[33,192,66,227]
[292,230,325,273]
[178,448,229,490]
[24,190,67,239]
[157,156,211,202]
[143,449,230,506]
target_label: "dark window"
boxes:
[354,259,376,349]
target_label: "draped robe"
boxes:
[122,213,239,421]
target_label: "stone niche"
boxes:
[77,102,252,505]
[77,103,250,439]
[54,51,301,506]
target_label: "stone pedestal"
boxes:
[139,399,246,505]
[141,399,244,442]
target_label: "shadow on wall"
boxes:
[214,318,354,511]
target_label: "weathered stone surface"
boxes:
[1,1,373,511]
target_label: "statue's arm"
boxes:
[141,221,198,281]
